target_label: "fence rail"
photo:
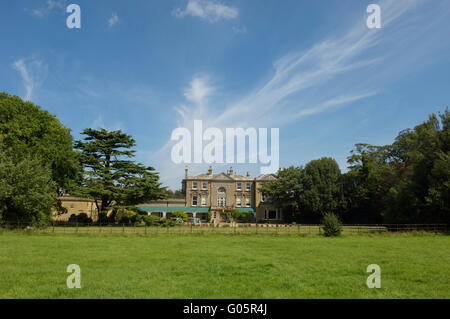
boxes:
[0,222,447,235]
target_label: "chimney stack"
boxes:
[185,165,188,179]
[230,167,233,175]
[208,165,212,175]
[247,171,250,177]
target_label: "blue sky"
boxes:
[1,0,450,189]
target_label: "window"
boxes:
[217,197,226,207]
[192,181,198,190]
[268,210,277,219]
[261,193,266,202]
[246,183,251,191]
[245,198,251,207]
[237,183,242,191]
[201,195,206,206]
[192,195,198,206]
[236,197,242,207]
[218,187,226,194]
[202,182,207,190]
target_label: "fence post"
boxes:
[52,222,55,233]
[145,224,147,235]
[190,222,193,234]
[76,222,79,233]
[122,223,125,233]
[297,224,300,234]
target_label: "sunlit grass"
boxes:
[0,232,448,298]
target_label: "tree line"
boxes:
[0,92,448,225]
[261,109,449,224]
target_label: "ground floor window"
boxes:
[265,209,277,220]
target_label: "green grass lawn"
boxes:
[0,232,449,299]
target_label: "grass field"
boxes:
[0,232,449,298]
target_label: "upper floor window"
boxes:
[192,181,198,190]
[218,187,226,194]
[201,195,206,206]
[192,195,198,206]
[236,183,242,191]
[246,183,251,191]
[202,182,207,190]
[236,197,242,207]
[218,197,226,207]
[245,198,251,207]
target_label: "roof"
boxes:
[138,206,210,213]
[186,172,267,181]
[136,199,186,207]
[59,196,96,203]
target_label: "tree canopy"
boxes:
[260,109,449,224]
[0,150,57,224]
[74,128,166,213]
[0,93,80,192]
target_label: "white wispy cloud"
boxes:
[150,0,450,189]
[91,115,124,132]
[173,0,238,22]
[27,0,66,18]
[108,13,119,27]
[232,25,247,34]
[13,58,48,101]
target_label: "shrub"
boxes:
[143,215,160,226]
[322,213,342,237]
[161,219,176,227]
[171,210,188,223]
[97,211,115,224]
[115,209,141,224]
[76,213,93,224]
[237,212,254,223]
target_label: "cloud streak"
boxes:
[13,58,48,101]
[150,0,449,188]
[27,0,66,18]
[173,0,238,22]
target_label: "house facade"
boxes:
[139,166,282,223]
[53,195,99,221]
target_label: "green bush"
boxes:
[143,215,160,226]
[76,213,93,224]
[115,209,141,224]
[171,210,188,223]
[97,211,115,224]
[237,212,254,223]
[322,213,342,237]
[161,219,176,227]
